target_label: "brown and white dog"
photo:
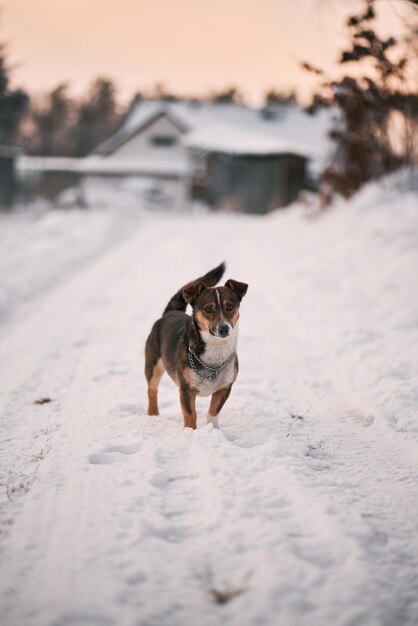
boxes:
[144,263,248,429]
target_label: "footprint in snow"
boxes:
[104,442,142,455]
[92,368,128,383]
[88,441,142,465]
[304,442,334,471]
[110,402,143,416]
[54,613,113,626]
[341,409,375,427]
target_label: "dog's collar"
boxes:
[188,341,235,381]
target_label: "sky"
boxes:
[2,0,413,104]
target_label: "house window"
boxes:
[150,135,177,147]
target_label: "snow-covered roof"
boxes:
[94,99,334,166]
[17,155,187,178]
[16,156,82,173]
[80,156,187,177]
[184,122,307,156]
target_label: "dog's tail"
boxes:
[162,262,225,315]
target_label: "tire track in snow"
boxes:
[0,219,181,624]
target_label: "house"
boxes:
[81,105,191,209]
[17,100,333,212]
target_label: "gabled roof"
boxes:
[93,107,190,156]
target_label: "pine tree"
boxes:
[211,87,243,104]
[264,89,296,106]
[30,83,75,155]
[72,78,122,156]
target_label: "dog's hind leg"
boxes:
[146,358,165,416]
[145,326,165,416]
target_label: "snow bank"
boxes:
[267,173,418,433]
[0,204,145,324]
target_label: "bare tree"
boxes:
[305,0,418,203]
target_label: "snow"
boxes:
[0,205,145,324]
[1,172,418,626]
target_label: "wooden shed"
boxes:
[185,123,308,214]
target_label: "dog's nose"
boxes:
[218,323,230,337]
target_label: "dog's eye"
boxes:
[204,306,213,314]
[225,303,235,312]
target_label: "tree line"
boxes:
[21,79,123,157]
[0,74,126,157]
[0,60,296,159]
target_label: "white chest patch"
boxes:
[190,323,239,397]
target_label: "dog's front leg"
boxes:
[207,386,232,429]
[179,386,197,429]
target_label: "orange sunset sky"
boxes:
[2,0,412,104]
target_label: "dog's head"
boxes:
[182,279,248,338]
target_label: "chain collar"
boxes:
[188,341,235,381]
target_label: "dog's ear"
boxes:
[182,281,205,305]
[225,279,248,301]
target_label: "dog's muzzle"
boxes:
[217,322,231,338]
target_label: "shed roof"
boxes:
[17,155,187,178]
[184,122,308,156]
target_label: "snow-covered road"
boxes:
[1,178,418,626]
